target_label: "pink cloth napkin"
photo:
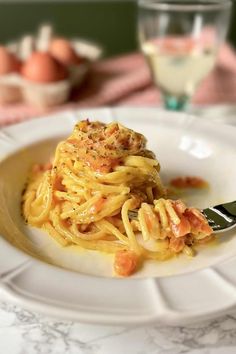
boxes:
[1,44,236,126]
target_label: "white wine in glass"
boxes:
[138,0,232,111]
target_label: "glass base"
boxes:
[162,94,189,111]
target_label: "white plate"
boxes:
[1,107,236,326]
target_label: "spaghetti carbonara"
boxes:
[22,120,213,276]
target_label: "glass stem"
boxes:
[162,93,189,111]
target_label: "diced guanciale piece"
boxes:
[89,198,106,214]
[169,236,185,253]
[184,208,213,236]
[171,216,191,238]
[114,250,138,276]
[170,176,208,189]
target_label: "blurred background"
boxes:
[0,0,136,57]
[0,0,235,124]
[0,0,234,58]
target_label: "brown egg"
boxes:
[21,52,68,83]
[49,38,80,65]
[0,46,21,75]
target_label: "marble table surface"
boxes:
[1,106,236,354]
[1,299,236,354]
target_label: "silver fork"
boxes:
[128,201,236,233]
[202,201,236,233]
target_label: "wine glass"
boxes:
[138,0,232,111]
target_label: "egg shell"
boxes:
[49,38,81,65]
[0,46,21,75]
[21,51,68,83]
